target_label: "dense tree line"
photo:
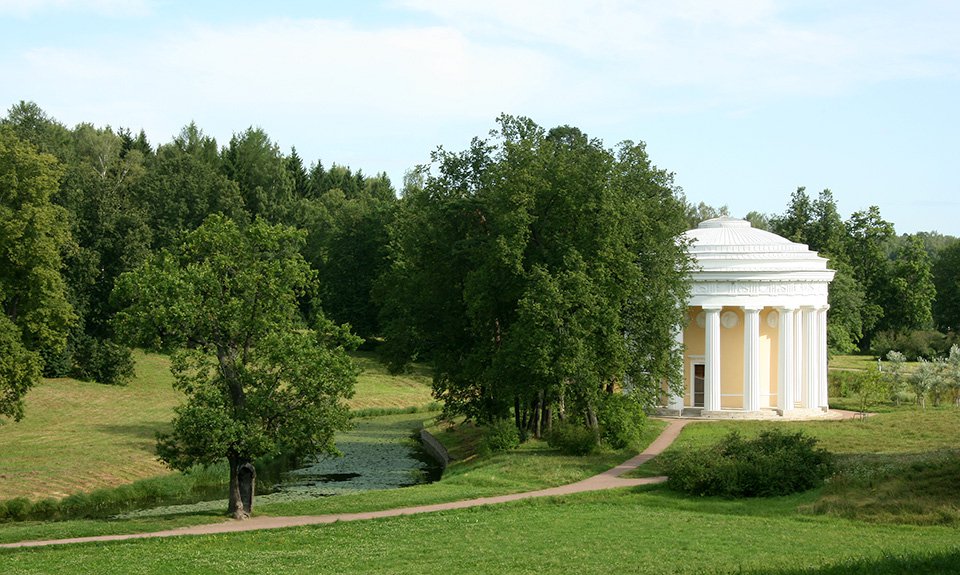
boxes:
[760,188,956,356]
[0,101,395,393]
[0,124,75,420]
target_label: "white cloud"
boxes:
[397,0,960,99]
[5,15,560,167]
[148,18,553,118]
[0,0,152,18]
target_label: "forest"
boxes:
[2,100,959,439]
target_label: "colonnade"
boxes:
[676,304,829,414]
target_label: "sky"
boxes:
[1,0,958,235]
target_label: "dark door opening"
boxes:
[693,364,705,408]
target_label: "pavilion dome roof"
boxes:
[683,217,835,277]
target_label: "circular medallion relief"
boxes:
[720,311,739,329]
[766,310,779,328]
[695,311,706,328]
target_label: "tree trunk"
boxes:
[534,392,543,439]
[514,396,522,430]
[542,400,552,436]
[524,399,534,432]
[586,405,599,431]
[227,455,252,520]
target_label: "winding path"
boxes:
[1,419,691,549]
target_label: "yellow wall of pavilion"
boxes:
[719,307,744,409]
[682,305,782,410]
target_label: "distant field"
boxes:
[348,351,434,409]
[0,350,433,500]
[830,354,880,371]
[830,354,919,373]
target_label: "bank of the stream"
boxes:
[117,412,442,518]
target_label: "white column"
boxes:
[704,306,722,412]
[777,306,796,413]
[793,308,803,407]
[802,306,819,409]
[743,306,761,412]
[668,326,685,411]
[818,306,830,410]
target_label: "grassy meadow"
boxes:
[3,351,960,574]
[0,350,180,500]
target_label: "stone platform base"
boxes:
[654,407,843,421]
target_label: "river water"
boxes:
[118,412,441,518]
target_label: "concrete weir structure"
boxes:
[664,217,836,419]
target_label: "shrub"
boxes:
[598,394,645,449]
[547,423,598,455]
[58,492,91,518]
[829,370,859,399]
[40,338,74,377]
[2,497,32,521]
[871,330,950,361]
[664,429,834,498]
[482,419,521,453]
[841,368,887,418]
[29,498,61,521]
[73,336,135,386]
[910,359,942,409]
[884,350,908,405]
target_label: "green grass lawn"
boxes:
[830,354,920,373]
[3,488,960,574]
[0,350,433,501]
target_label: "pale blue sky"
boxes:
[2,0,957,234]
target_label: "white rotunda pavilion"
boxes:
[666,217,835,417]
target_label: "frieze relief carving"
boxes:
[691,281,828,297]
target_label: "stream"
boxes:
[119,412,441,518]
[266,412,443,497]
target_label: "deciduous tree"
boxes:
[933,240,960,333]
[113,215,356,518]
[379,116,691,437]
[0,127,75,420]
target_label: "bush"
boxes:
[40,338,74,377]
[29,498,61,521]
[1,497,32,521]
[482,419,521,453]
[547,423,599,455]
[73,336,135,386]
[829,370,858,399]
[871,330,952,361]
[664,429,834,498]
[841,368,887,418]
[58,492,91,518]
[598,394,645,449]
